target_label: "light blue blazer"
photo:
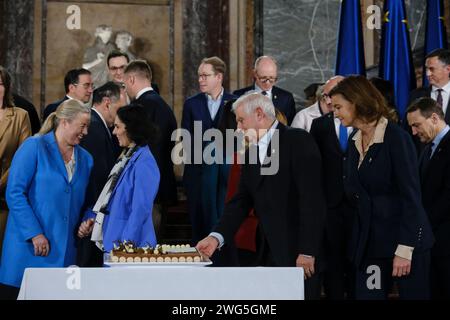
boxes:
[0,132,93,287]
[86,145,160,252]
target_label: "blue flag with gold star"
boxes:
[335,0,366,76]
[379,0,416,121]
[423,0,448,87]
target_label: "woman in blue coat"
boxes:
[78,104,160,252]
[0,100,93,297]
[329,76,433,300]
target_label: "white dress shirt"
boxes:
[431,81,450,115]
[291,102,322,132]
[255,84,273,100]
[135,87,154,100]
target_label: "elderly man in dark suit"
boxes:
[181,56,236,244]
[409,49,450,124]
[407,97,450,299]
[77,81,122,267]
[196,92,326,300]
[233,56,296,125]
[123,60,177,238]
[43,68,94,121]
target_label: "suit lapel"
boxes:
[199,94,213,127]
[324,114,342,155]
[92,110,113,148]
[70,146,82,186]
[43,132,70,184]
[110,147,145,196]
[445,99,450,124]
[271,86,279,105]
[257,123,284,187]
[424,130,450,182]
[0,108,13,142]
[357,143,383,179]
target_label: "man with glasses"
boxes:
[292,76,343,132]
[234,56,296,125]
[106,50,159,95]
[43,68,94,121]
[182,56,236,245]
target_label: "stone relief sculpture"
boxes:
[82,26,138,87]
[115,30,136,61]
[82,25,115,87]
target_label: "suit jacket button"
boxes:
[354,193,359,199]
[343,157,347,161]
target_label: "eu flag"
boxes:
[335,0,366,76]
[423,0,448,87]
[379,0,416,122]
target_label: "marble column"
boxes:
[2,0,35,101]
[182,0,230,98]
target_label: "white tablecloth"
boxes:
[18,266,304,300]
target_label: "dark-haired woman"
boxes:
[329,75,433,299]
[78,104,160,252]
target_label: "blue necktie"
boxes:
[339,123,348,152]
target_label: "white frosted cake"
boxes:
[107,242,204,263]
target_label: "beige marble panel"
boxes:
[43,1,171,106]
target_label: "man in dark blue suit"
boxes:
[182,56,236,244]
[407,97,450,299]
[233,56,296,125]
[309,76,353,299]
[124,60,178,238]
[43,68,94,121]
[77,81,122,267]
[409,49,450,124]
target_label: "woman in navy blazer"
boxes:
[0,100,93,297]
[79,104,160,252]
[329,76,433,300]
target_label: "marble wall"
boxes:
[182,0,230,99]
[1,0,35,101]
[0,0,446,113]
[263,0,340,107]
[262,0,433,107]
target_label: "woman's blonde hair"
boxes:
[39,99,90,135]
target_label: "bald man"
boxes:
[234,56,296,125]
[291,76,344,132]
[307,75,354,299]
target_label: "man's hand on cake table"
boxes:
[32,234,50,257]
[77,218,95,238]
[196,236,219,258]
[296,254,315,279]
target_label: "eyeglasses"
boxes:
[74,83,95,90]
[198,73,215,80]
[256,75,278,84]
[109,65,126,72]
[321,93,331,101]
